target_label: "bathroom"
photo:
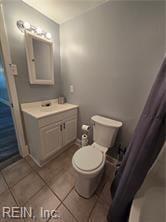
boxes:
[0,0,165,221]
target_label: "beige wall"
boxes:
[2,0,165,146]
[60,1,165,145]
[3,0,61,103]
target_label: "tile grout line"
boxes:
[60,202,79,222]
[21,182,46,205]
[25,158,80,222]
[24,144,108,221]
[1,162,47,207]
[62,186,81,220]
[2,154,111,222]
[24,148,77,201]
[1,170,26,222]
[25,152,108,221]
[88,175,108,220]
[47,201,62,222]
[1,160,33,188]
[24,158,63,203]
[1,170,76,222]
[1,144,109,222]
[88,195,100,221]
[62,189,80,222]
[18,159,63,222]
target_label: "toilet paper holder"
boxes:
[81,124,90,132]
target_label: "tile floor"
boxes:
[0,145,115,222]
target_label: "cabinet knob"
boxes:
[60,124,62,131]
[63,123,66,129]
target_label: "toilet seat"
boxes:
[73,146,104,172]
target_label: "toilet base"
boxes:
[74,167,104,198]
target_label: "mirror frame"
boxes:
[25,31,54,85]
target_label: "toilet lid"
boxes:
[73,147,104,171]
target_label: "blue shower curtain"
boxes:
[107,56,166,222]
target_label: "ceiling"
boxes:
[22,0,108,24]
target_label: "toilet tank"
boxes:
[91,115,122,147]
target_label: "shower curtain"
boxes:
[107,56,166,222]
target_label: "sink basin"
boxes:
[40,106,57,112]
[40,103,66,112]
[21,99,78,119]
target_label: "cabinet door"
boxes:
[63,118,77,147]
[40,122,62,159]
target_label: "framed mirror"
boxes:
[25,31,54,85]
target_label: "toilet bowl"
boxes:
[72,115,122,198]
[72,143,106,198]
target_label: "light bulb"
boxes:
[24,22,30,29]
[46,32,52,39]
[36,27,42,34]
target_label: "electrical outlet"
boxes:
[70,85,74,93]
[10,64,18,76]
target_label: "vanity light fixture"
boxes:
[16,20,52,40]
[46,32,52,39]
[36,27,42,34]
[24,22,31,29]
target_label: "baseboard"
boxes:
[22,145,29,157]
[0,98,10,106]
[29,154,42,167]
[75,138,81,147]
[28,140,77,167]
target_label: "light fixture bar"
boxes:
[16,20,52,40]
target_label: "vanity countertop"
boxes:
[21,99,79,119]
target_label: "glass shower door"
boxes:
[0,43,19,167]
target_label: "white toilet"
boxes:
[72,115,122,198]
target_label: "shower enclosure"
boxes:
[0,42,19,168]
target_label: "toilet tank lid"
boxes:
[91,115,122,128]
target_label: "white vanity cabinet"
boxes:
[62,118,77,147]
[22,104,78,166]
[40,121,63,160]
[40,115,77,160]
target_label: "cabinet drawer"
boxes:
[38,108,77,128]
